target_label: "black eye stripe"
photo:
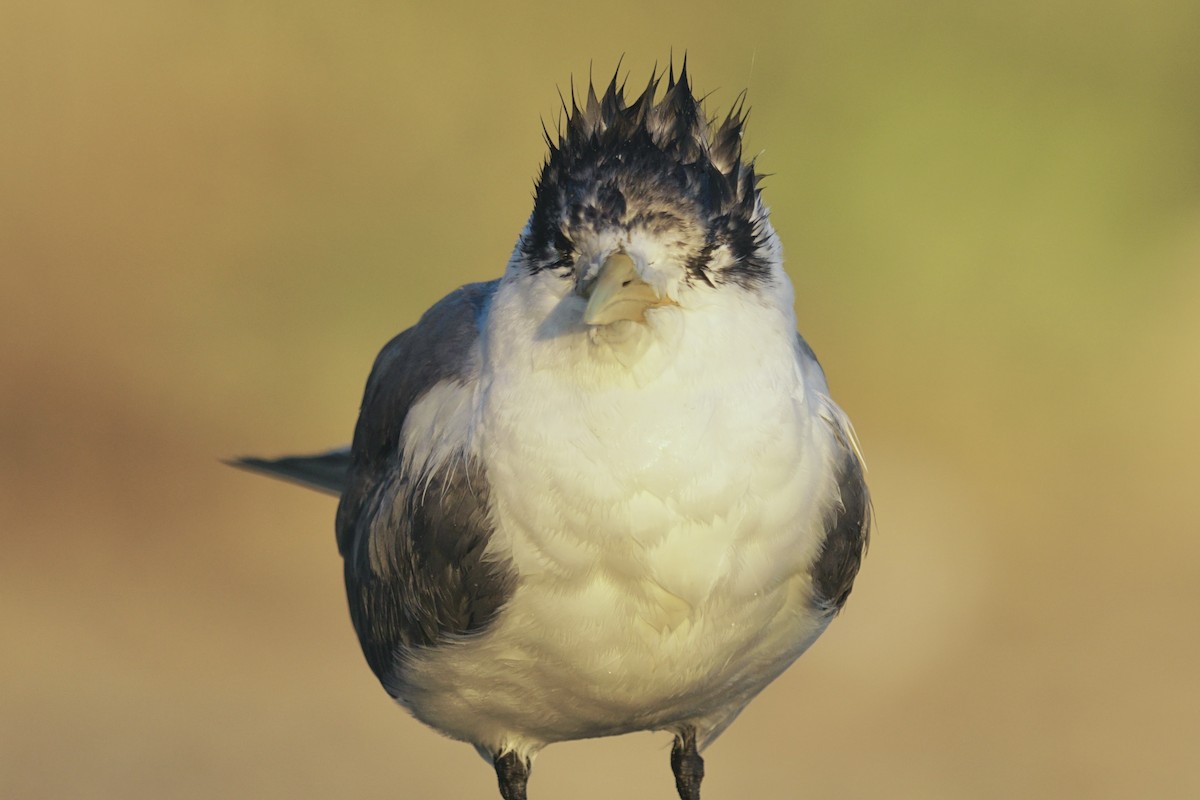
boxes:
[552,229,575,275]
[554,229,574,253]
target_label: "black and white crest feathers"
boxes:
[523,62,773,287]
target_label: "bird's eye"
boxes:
[551,230,575,275]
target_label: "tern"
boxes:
[236,61,870,800]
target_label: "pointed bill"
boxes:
[582,252,664,325]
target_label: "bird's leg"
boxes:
[493,750,531,800]
[670,727,705,800]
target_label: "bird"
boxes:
[235,60,870,800]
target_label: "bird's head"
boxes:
[502,63,790,349]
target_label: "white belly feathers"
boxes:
[393,287,843,757]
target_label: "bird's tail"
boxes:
[227,447,351,495]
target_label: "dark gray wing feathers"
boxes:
[797,333,872,614]
[335,281,514,690]
[811,451,871,614]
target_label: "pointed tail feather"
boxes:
[227,447,351,495]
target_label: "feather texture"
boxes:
[235,62,870,796]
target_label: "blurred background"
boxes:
[3,1,1198,798]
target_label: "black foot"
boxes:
[671,727,705,800]
[493,750,531,800]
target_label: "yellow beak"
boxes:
[582,252,663,326]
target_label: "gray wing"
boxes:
[228,448,351,495]
[797,333,872,614]
[334,280,515,692]
[811,448,871,613]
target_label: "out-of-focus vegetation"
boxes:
[3,1,1198,798]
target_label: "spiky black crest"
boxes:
[522,62,771,287]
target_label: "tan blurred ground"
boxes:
[3,2,1199,798]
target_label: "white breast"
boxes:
[396,278,845,758]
